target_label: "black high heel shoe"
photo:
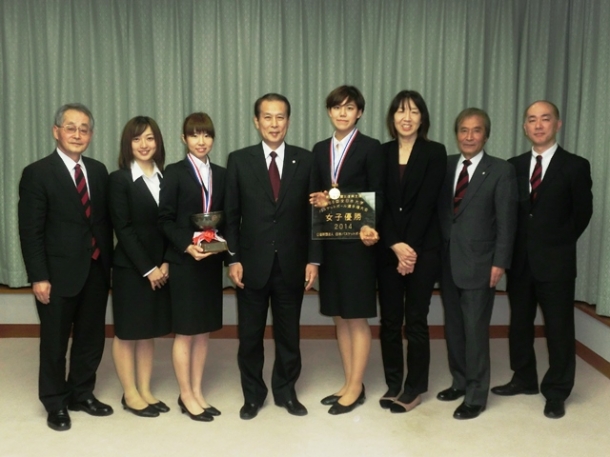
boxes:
[121,395,159,418]
[203,405,221,416]
[320,394,341,406]
[177,396,213,422]
[149,400,170,413]
[328,385,366,415]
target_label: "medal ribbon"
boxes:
[329,128,358,187]
[187,153,213,213]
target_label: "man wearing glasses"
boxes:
[18,103,113,431]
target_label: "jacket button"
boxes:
[399,207,402,212]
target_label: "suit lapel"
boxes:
[536,147,567,202]
[52,152,88,220]
[249,145,276,203]
[455,152,492,216]
[277,145,299,207]
[401,138,425,202]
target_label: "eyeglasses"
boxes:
[58,124,91,136]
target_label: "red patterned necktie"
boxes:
[269,151,280,201]
[530,155,542,203]
[453,159,471,213]
[74,164,100,260]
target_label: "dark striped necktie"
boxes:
[269,151,280,201]
[74,164,100,260]
[530,155,543,203]
[453,159,471,213]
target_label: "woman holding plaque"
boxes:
[310,85,385,415]
[158,112,226,422]
[377,90,447,413]
[110,116,171,418]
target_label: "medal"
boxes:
[329,128,358,197]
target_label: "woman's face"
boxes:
[131,125,157,164]
[328,97,362,137]
[183,131,214,162]
[393,98,422,140]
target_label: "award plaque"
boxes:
[191,211,228,253]
[312,192,376,240]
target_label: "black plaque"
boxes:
[312,192,376,240]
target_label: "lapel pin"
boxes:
[292,160,296,163]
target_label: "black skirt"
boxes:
[112,266,172,340]
[318,240,377,319]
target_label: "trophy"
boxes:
[190,211,228,253]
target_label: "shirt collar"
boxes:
[56,147,84,169]
[130,160,162,182]
[460,150,484,167]
[531,143,558,159]
[261,141,285,160]
[188,153,210,170]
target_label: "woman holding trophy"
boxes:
[159,112,226,422]
[109,116,172,418]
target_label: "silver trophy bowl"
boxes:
[191,211,224,230]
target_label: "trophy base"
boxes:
[200,240,228,253]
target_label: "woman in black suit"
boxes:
[158,112,225,422]
[110,116,172,418]
[310,86,385,415]
[377,90,447,413]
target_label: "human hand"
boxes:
[229,262,245,289]
[32,280,51,304]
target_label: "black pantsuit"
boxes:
[377,139,446,397]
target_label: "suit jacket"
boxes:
[108,168,167,275]
[18,150,112,297]
[159,157,226,266]
[438,152,517,289]
[507,147,592,282]
[379,138,447,266]
[224,143,322,290]
[310,132,385,223]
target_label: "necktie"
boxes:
[74,164,100,260]
[269,151,280,201]
[453,159,472,213]
[530,155,542,203]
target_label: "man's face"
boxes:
[523,101,562,152]
[52,109,93,160]
[456,115,487,159]
[254,100,290,150]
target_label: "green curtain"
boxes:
[1,0,608,314]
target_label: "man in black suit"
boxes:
[491,101,593,419]
[18,103,113,431]
[437,108,517,420]
[225,93,322,419]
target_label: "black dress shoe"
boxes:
[149,400,170,413]
[275,398,308,416]
[177,396,213,422]
[121,395,159,418]
[328,386,366,415]
[203,405,221,416]
[47,408,71,431]
[320,394,341,405]
[379,390,399,409]
[68,397,114,416]
[491,381,539,396]
[544,399,565,419]
[239,402,262,420]
[436,387,466,402]
[453,402,485,420]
